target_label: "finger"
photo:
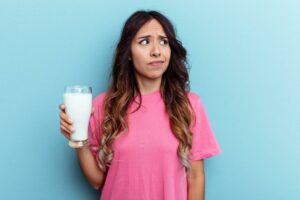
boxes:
[59,104,65,111]
[60,124,72,138]
[60,124,72,135]
[60,120,75,133]
[91,107,95,115]
[61,131,70,140]
[60,112,73,125]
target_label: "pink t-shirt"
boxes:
[88,90,221,200]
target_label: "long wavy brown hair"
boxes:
[96,10,196,174]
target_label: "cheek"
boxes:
[132,48,147,65]
[163,47,171,60]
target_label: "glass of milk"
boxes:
[64,85,92,148]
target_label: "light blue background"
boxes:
[0,0,299,199]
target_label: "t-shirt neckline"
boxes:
[140,90,161,97]
[132,90,162,106]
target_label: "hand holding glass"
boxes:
[64,85,92,148]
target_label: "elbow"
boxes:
[92,184,100,190]
[88,169,106,190]
[91,180,104,191]
[92,182,102,190]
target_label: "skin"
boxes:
[60,105,105,190]
[130,19,171,95]
[130,19,205,199]
[59,18,205,199]
[188,161,205,200]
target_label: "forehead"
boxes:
[134,19,167,37]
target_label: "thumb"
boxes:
[91,107,95,115]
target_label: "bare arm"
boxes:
[59,104,106,190]
[187,159,205,200]
[75,146,106,190]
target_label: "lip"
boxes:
[148,60,164,66]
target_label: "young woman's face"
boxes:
[130,19,171,82]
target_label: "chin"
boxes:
[142,75,161,81]
[147,72,165,79]
[149,68,167,77]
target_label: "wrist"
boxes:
[75,143,89,151]
[69,139,88,149]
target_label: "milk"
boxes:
[64,93,92,141]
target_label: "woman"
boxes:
[59,10,221,200]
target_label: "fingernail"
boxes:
[71,127,75,132]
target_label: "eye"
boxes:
[139,39,149,45]
[160,39,169,45]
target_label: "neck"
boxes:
[135,76,162,95]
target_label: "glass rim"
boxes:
[64,85,92,93]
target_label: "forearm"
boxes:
[75,146,106,190]
[187,175,205,200]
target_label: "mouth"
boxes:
[148,60,164,66]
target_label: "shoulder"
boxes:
[92,91,109,111]
[93,91,108,104]
[91,91,108,119]
[187,91,202,108]
[187,91,200,100]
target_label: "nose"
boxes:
[150,42,161,57]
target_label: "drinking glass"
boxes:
[63,85,92,148]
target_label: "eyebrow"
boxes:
[137,35,168,39]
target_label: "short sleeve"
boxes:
[188,94,222,161]
[88,93,105,157]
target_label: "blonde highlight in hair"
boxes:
[162,87,195,174]
[95,10,196,174]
